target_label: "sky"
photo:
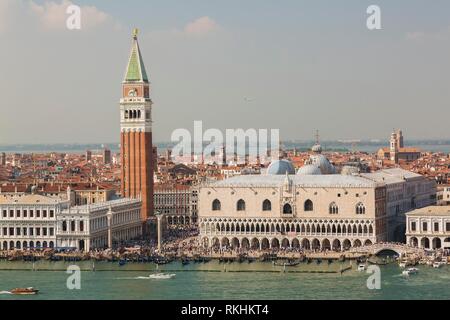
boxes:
[0,0,449,144]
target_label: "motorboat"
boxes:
[357,264,366,272]
[149,273,176,279]
[433,262,441,268]
[10,287,39,295]
[407,267,419,274]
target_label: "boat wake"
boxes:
[116,274,176,280]
[0,291,12,295]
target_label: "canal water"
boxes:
[0,260,449,300]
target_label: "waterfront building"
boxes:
[198,157,436,250]
[377,129,421,164]
[120,29,154,222]
[0,188,141,250]
[360,168,436,242]
[154,184,198,226]
[57,198,142,250]
[406,205,450,249]
[0,191,69,250]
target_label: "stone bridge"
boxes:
[348,243,424,256]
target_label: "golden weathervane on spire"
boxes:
[132,28,139,38]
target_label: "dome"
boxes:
[309,154,336,175]
[297,164,322,175]
[267,160,296,175]
[311,143,322,153]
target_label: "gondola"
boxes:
[181,259,190,266]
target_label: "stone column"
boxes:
[157,215,162,252]
[107,208,113,249]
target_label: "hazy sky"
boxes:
[0,0,449,144]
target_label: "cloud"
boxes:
[184,16,218,36]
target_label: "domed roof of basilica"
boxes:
[311,143,323,153]
[306,154,336,175]
[267,159,296,175]
[297,164,322,175]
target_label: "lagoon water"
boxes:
[0,261,449,300]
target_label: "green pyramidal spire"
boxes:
[124,28,149,83]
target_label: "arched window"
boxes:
[283,203,292,214]
[212,199,221,211]
[329,202,339,214]
[304,199,313,211]
[262,199,272,211]
[356,202,365,214]
[237,199,246,211]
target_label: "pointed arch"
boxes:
[262,199,272,211]
[304,199,313,211]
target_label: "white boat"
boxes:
[357,264,366,272]
[148,273,176,279]
[402,270,411,276]
[399,262,407,268]
[402,267,419,276]
[407,267,419,274]
[433,262,441,268]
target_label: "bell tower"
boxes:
[120,28,154,222]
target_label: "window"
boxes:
[30,210,34,217]
[43,210,47,218]
[329,202,339,214]
[422,222,428,232]
[36,228,41,236]
[80,221,84,232]
[23,210,27,217]
[43,228,47,236]
[434,222,439,232]
[9,228,14,236]
[2,228,7,236]
[29,228,34,236]
[16,228,20,236]
[36,210,40,218]
[237,199,246,211]
[356,203,366,214]
[446,222,450,232]
[9,210,13,218]
[23,228,27,236]
[17,210,21,218]
[283,203,293,214]
[71,221,76,232]
[49,228,54,236]
[411,222,416,232]
[62,221,67,232]
[2,210,6,218]
[262,199,272,211]
[212,199,221,211]
[304,199,313,211]
[50,210,54,218]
